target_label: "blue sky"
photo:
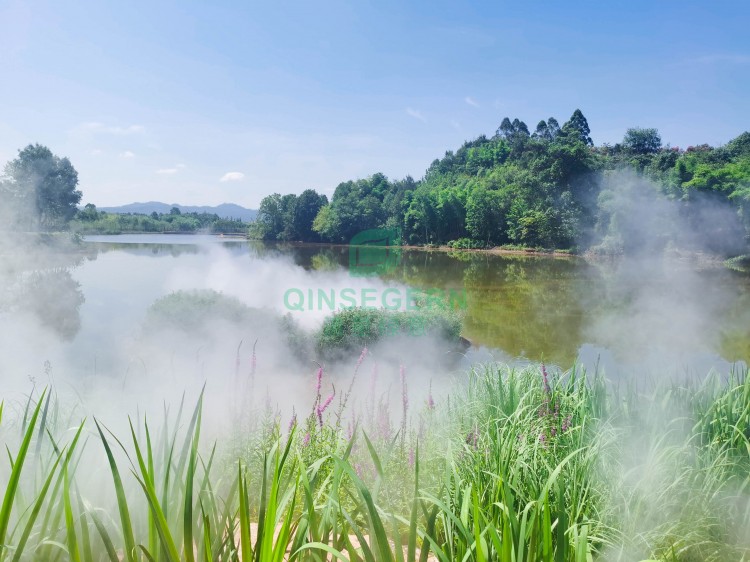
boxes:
[1,0,748,207]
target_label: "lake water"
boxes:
[2,234,749,386]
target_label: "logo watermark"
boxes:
[283,286,467,312]
[348,228,402,276]
[282,228,468,321]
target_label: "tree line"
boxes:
[252,109,750,255]
[72,205,248,234]
[0,145,248,234]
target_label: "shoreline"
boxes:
[12,231,744,269]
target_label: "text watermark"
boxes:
[283,287,467,312]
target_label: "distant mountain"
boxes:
[98,202,257,221]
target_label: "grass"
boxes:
[0,363,748,561]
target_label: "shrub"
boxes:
[447,237,488,249]
[316,306,462,355]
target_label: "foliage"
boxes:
[240,111,749,257]
[623,128,662,155]
[145,289,260,332]
[144,289,311,358]
[0,144,82,230]
[71,205,248,234]
[3,118,750,255]
[0,364,747,561]
[252,189,328,241]
[316,307,463,356]
[447,238,490,250]
[16,269,85,341]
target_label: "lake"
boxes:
[2,234,749,386]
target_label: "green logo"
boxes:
[349,228,401,276]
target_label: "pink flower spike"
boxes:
[315,366,323,399]
[355,347,368,373]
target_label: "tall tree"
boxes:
[546,117,561,139]
[254,193,285,240]
[561,109,593,146]
[292,189,327,241]
[496,117,514,139]
[1,144,82,230]
[534,120,550,139]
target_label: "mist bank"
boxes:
[1,235,748,400]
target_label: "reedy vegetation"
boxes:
[0,363,748,562]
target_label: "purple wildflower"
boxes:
[542,363,551,394]
[562,415,572,433]
[302,432,311,447]
[408,447,415,468]
[539,432,547,447]
[288,409,297,432]
[315,366,323,399]
[316,390,335,427]
[427,381,435,410]
[355,347,368,374]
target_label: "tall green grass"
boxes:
[0,364,748,561]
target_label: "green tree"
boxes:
[465,186,505,245]
[1,144,82,230]
[78,203,99,221]
[253,193,285,240]
[292,189,328,241]
[623,127,662,155]
[561,109,593,146]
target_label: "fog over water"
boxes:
[0,232,748,437]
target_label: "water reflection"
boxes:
[0,244,91,341]
[94,242,202,258]
[19,235,748,373]
[268,244,750,369]
[16,269,85,340]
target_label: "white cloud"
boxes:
[464,96,480,107]
[220,171,245,182]
[450,120,461,130]
[406,107,426,122]
[156,164,185,175]
[119,151,135,159]
[90,149,103,156]
[80,122,145,135]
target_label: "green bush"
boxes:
[316,306,463,354]
[447,237,489,249]
[144,289,310,356]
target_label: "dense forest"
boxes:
[252,109,750,255]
